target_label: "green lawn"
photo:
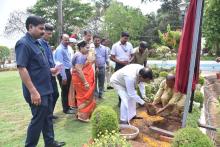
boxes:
[0,71,118,147]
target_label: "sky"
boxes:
[0,0,161,48]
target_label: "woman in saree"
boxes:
[71,40,96,122]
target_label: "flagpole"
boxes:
[181,0,204,128]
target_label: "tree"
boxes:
[4,11,29,36]
[28,0,94,44]
[141,13,160,48]
[0,46,10,68]
[140,0,182,47]
[83,0,112,34]
[102,1,146,46]
[156,0,182,31]
[203,0,220,56]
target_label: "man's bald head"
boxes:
[61,34,69,47]
[166,74,175,81]
[166,74,175,88]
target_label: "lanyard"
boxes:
[120,44,128,52]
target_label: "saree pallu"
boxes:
[72,63,96,121]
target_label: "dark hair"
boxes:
[101,38,107,44]
[45,23,54,31]
[139,41,148,49]
[139,67,153,80]
[25,16,45,31]
[84,30,92,36]
[93,35,101,40]
[77,41,87,50]
[121,32,129,37]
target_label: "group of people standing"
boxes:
[15,15,150,147]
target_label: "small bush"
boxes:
[194,90,204,108]
[199,76,205,85]
[89,130,131,147]
[172,127,214,147]
[186,106,201,127]
[159,71,169,77]
[91,106,119,139]
[151,65,160,78]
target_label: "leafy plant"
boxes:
[150,65,160,78]
[199,76,205,85]
[172,127,214,147]
[156,45,171,59]
[194,90,204,108]
[159,71,169,77]
[89,130,131,147]
[91,106,119,139]
[186,106,201,128]
[158,24,181,51]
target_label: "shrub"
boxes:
[159,71,169,77]
[91,106,119,139]
[186,106,201,127]
[89,130,131,147]
[150,65,160,78]
[194,90,204,108]
[199,76,205,85]
[156,45,170,59]
[172,127,214,147]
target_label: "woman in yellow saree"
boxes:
[71,41,96,122]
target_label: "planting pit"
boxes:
[129,106,181,147]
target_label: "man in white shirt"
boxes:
[110,64,153,124]
[110,32,134,72]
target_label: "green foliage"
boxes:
[141,13,160,47]
[186,106,201,128]
[151,65,160,78]
[199,76,205,85]
[203,0,220,56]
[158,24,181,51]
[156,45,171,59]
[159,71,168,77]
[0,46,10,67]
[172,127,214,147]
[102,1,146,46]
[29,0,93,45]
[151,43,160,49]
[194,90,204,108]
[89,130,131,147]
[91,106,119,139]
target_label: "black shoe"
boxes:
[45,140,66,147]
[64,109,75,114]
[52,115,58,119]
[107,86,113,90]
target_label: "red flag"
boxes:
[175,0,201,94]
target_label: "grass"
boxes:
[0,71,118,147]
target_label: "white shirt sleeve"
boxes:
[111,44,116,55]
[129,43,134,54]
[138,82,146,98]
[124,76,145,105]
